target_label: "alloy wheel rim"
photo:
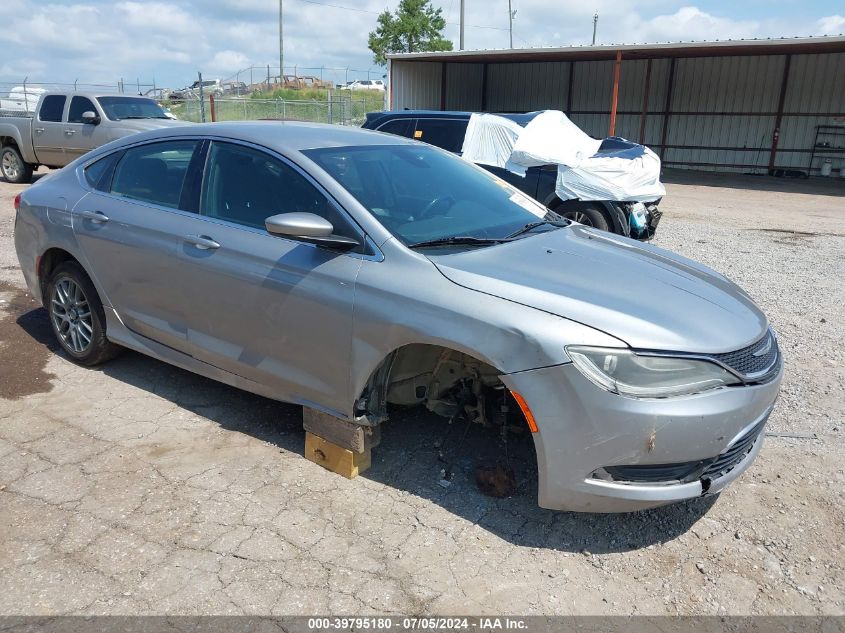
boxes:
[51,278,93,354]
[1,151,21,180]
[565,211,592,226]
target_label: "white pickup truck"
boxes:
[0,91,184,183]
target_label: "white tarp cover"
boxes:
[510,110,603,169]
[556,146,665,202]
[460,113,525,173]
[460,110,665,202]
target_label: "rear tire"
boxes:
[46,261,122,366]
[555,202,611,232]
[1,145,34,184]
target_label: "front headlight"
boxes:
[566,346,741,398]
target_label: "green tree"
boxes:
[368,0,453,66]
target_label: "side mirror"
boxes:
[81,111,100,125]
[265,212,360,251]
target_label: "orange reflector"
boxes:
[511,391,538,433]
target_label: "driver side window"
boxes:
[200,141,356,240]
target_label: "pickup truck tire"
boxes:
[553,201,611,232]
[1,145,33,184]
[46,261,122,366]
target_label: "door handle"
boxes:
[34,127,45,133]
[77,210,109,223]
[64,129,76,135]
[185,235,220,250]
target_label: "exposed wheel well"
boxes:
[38,248,81,297]
[355,343,530,431]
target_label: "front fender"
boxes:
[348,241,624,419]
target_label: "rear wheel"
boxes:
[1,145,34,184]
[46,261,121,366]
[555,202,611,232]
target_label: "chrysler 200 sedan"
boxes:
[13,122,782,512]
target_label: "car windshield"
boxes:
[98,97,169,121]
[304,144,561,247]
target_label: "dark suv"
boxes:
[363,110,662,240]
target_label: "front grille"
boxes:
[604,461,706,484]
[602,415,769,485]
[710,330,779,381]
[701,417,767,481]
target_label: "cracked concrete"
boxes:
[1,169,844,615]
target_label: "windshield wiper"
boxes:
[506,219,570,239]
[408,235,513,249]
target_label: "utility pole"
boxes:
[459,0,465,50]
[592,12,598,45]
[198,72,206,123]
[279,0,284,79]
[508,0,515,48]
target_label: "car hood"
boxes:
[429,226,768,354]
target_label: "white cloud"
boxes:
[636,6,759,42]
[0,1,839,89]
[817,15,845,34]
[207,50,251,75]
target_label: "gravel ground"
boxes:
[0,167,843,616]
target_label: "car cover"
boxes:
[460,110,666,202]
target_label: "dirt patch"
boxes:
[0,281,57,399]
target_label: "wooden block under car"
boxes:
[302,407,380,453]
[305,432,371,479]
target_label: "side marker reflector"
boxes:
[511,391,539,433]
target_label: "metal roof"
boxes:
[387,35,845,63]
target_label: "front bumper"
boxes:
[501,359,782,513]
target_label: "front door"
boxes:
[72,139,203,353]
[177,140,364,416]
[64,95,110,162]
[32,94,67,167]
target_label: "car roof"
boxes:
[38,92,154,100]
[365,110,541,127]
[102,120,422,153]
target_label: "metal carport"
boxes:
[386,36,845,175]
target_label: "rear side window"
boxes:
[413,119,469,153]
[68,96,97,123]
[83,153,120,191]
[110,141,199,209]
[376,118,413,138]
[38,95,66,122]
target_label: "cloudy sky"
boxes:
[1,0,843,89]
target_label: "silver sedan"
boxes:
[13,122,782,512]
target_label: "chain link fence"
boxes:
[1,74,387,126]
[175,94,378,126]
[0,79,159,117]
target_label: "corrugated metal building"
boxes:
[386,37,845,175]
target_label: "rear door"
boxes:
[72,139,205,353]
[32,94,67,167]
[64,96,110,162]
[412,118,468,153]
[374,117,414,139]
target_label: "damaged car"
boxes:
[14,122,781,512]
[363,109,664,240]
